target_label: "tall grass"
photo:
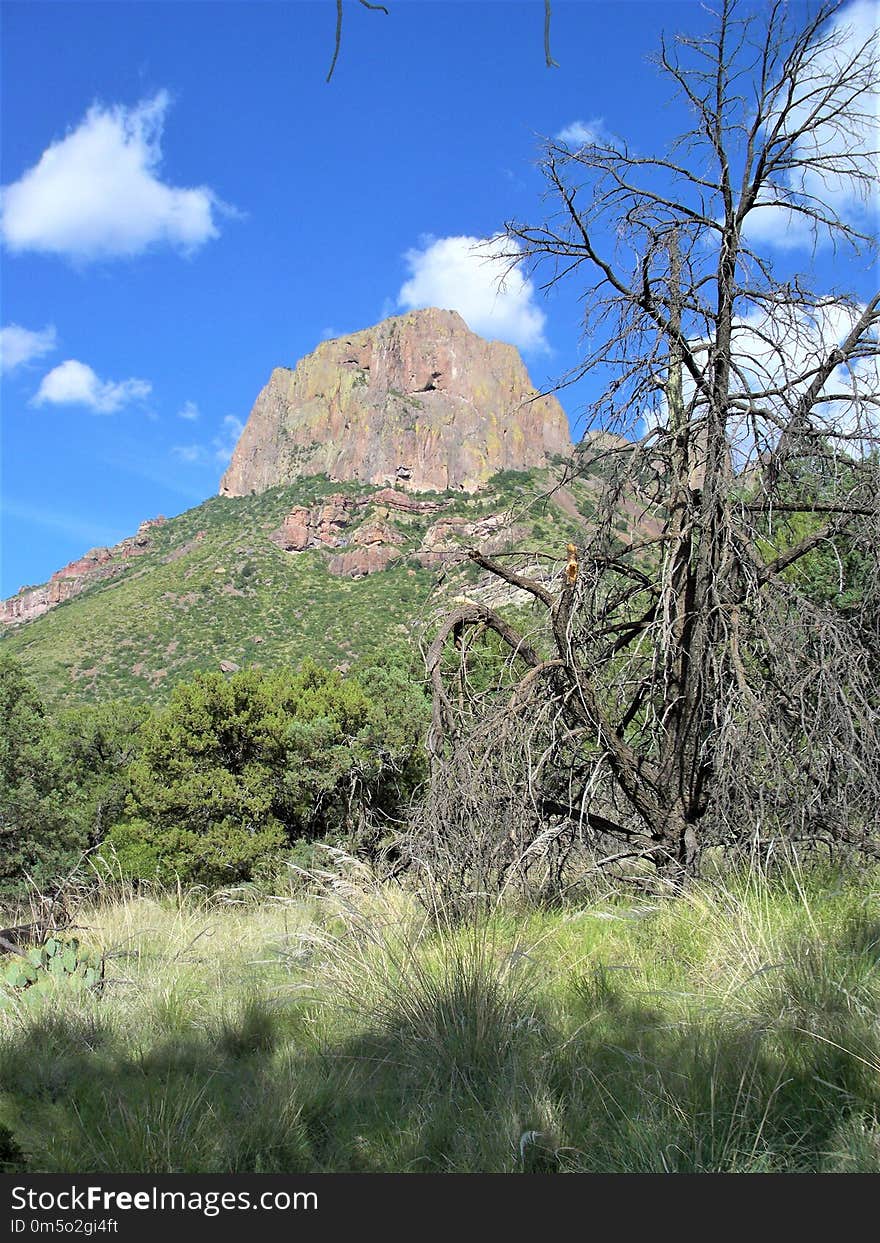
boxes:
[1,858,878,1173]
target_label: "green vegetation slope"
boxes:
[2,468,606,710]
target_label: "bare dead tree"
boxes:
[427,0,879,885]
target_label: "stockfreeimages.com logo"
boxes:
[10,1186,317,1218]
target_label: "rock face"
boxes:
[1,517,166,627]
[370,488,446,515]
[1,578,100,626]
[417,512,514,568]
[268,490,524,580]
[327,545,400,578]
[270,495,358,552]
[220,308,571,497]
[269,493,406,579]
[50,547,114,581]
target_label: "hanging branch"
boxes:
[326,1,558,82]
[545,0,559,68]
[326,0,390,83]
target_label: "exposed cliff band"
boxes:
[219,307,571,497]
[0,518,166,627]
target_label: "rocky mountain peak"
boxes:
[219,308,571,497]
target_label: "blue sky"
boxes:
[1,0,877,597]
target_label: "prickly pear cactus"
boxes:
[1,937,104,1008]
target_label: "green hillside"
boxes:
[1,469,600,709]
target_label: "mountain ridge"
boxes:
[4,308,573,630]
[1,312,649,708]
[220,307,571,496]
[0,469,610,708]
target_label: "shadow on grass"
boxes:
[1,921,879,1173]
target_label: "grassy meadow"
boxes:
[2,857,879,1174]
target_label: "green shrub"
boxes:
[102,659,427,887]
[107,816,288,888]
[54,700,149,847]
[0,654,87,899]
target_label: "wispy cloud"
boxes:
[1,497,126,550]
[213,415,244,464]
[98,447,209,501]
[642,296,879,459]
[177,400,200,421]
[555,117,609,147]
[0,323,57,374]
[171,443,207,464]
[1,92,229,261]
[170,414,245,469]
[34,359,151,414]
[397,234,548,353]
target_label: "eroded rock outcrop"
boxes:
[268,484,527,580]
[220,308,571,497]
[50,547,114,581]
[272,506,312,552]
[1,517,166,627]
[269,494,359,552]
[370,488,446,515]
[327,545,401,578]
[417,512,518,568]
[269,495,406,578]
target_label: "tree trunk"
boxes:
[658,803,702,887]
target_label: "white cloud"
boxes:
[555,118,608,147]
[177,400,200,421]
[728,299,879,446]
[397,234,548,352]
[34,359,151,414]
[744,1,878,248]
[0,323,57,373]
[1,92,224,261]
[643,297,879,458]
[213,415,244,464]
